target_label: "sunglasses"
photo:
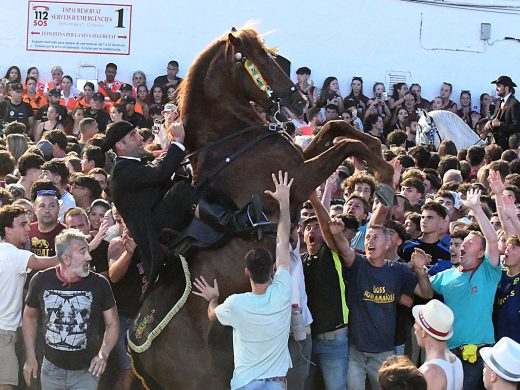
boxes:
[36,190,57,197]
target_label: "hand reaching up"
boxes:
[264,171,293,206]
[461,188,482,211]
[487,169,505,196]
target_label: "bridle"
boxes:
[178,45,300,189]
[234,51,299,127]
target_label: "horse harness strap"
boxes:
[428,117,443,146]
[182,125,259,163]
[196,125,286,189]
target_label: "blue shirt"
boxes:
[348,254,418,353]
[431,255,501,349]
[493,269,520,343]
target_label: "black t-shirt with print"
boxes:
[0,100,34,127]
[347,254,417,353]
[25,268,115,370]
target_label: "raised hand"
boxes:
[461,188,482,211]
[264,171,293,205]
[328,219,345,236]
[499,194,518,221]
[487,169,505,195]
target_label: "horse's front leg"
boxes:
[303,120,383,160]
[292,138,394,207]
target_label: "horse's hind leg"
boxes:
[303,120,383,160]
[292,138,394,206]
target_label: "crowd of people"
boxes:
[0,57,518,390]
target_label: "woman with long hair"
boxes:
[439,82,458,113]
[457,90,479,125]
[480,93,495,119]
[344,77,369,117]
[24,67,45,95]
[136,84,150,119]
[387,82,408,111]
[317,77,343,108]
[34,105,64,141]
[365,82,392,124]
[64,106,84,138]
[3,66,21,83]
[60,75,81,109]
[391,107,410,131]
[75,82,95,108]
[147,84,166,112]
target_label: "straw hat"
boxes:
[412,299,454,341]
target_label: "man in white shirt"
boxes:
[0,205,57,388]
[193,171,293,390]
[414,299,464,390]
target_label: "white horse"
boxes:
[415,110,485,151]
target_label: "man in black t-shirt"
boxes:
[402,201,450,265]
[0,82,34,131]
[331,221,433,390]
[108,221,146,390]
[22,229,119,389]
[154,60,183,89]
[303,192,350,390]
[122,96,145,128]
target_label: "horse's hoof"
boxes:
[375,183,395,208]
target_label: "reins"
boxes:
[184,124,290,190]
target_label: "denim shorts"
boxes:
[115,316,133,370]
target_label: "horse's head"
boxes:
[415,110,434,146]
[226,28,307,120]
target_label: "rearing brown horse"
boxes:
[131,27,393,389]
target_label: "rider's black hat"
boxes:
[491,75,517,88]
[101,121,134,153]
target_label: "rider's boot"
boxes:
[198,193,265,235]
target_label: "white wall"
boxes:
[2,0,520,107]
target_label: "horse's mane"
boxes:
[428,110,473,135]
[177,27,272,119]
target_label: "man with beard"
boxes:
[430,189,501,390]
[22,229,119,389]
[29,185,66,258]
[97,63,122,107]
[105,121,262,286]
[0,205,57,389]
[331,219,433,390]
[483,76,520,151]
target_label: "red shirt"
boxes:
[29,222,66,257]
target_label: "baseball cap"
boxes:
[119,83,133,92]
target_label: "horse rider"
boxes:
[102,120,262,287]
[483,76,520,151]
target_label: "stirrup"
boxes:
[246,207,270,240]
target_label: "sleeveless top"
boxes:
[422,356,464,390]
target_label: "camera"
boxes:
[375,93,382,99]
